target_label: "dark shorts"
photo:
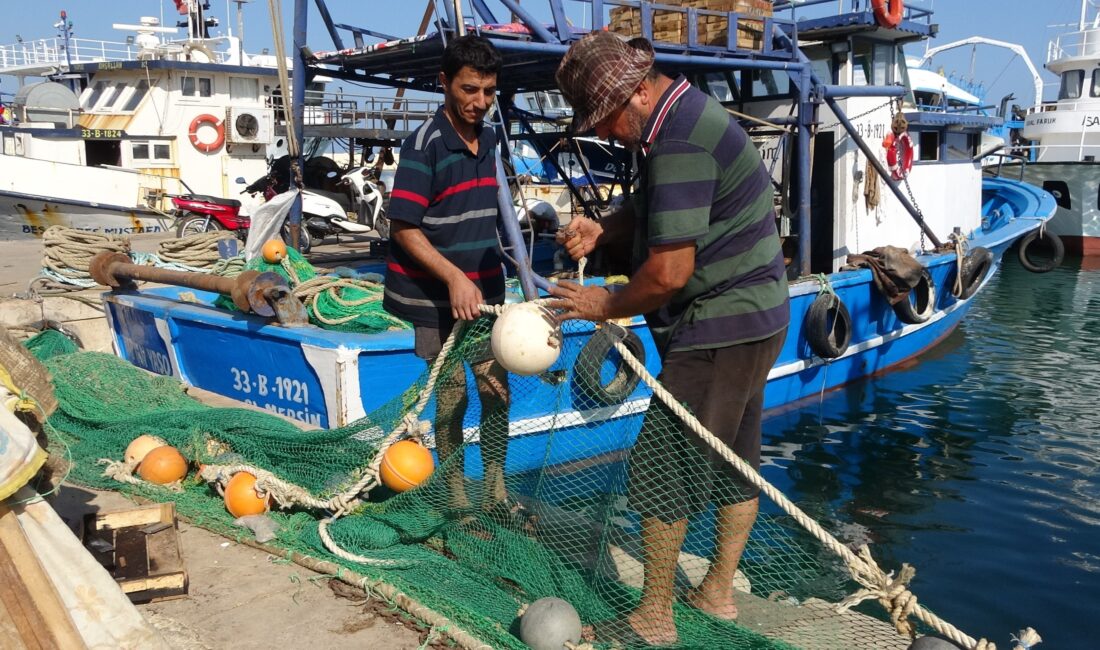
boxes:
[629,328,786,523]
[414,324,494,364]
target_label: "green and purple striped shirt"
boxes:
[635,76,789,355]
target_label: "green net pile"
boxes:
[29,324,907,649]
[214,248,409,333]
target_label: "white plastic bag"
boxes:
[244,188,298,261]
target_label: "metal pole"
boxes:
[495,157,546,298]
[290,0,308,249]
[797,64,813,276]
[453,0,466,36]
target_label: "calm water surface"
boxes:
[759,257,1099,649]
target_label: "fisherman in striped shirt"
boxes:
[384,36,521,526]
[553,32,790,645]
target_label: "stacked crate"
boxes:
[608,0,773,50]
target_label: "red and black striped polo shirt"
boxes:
[383,107,506,328]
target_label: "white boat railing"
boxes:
[1026,98,1100,114]
[0,36,235,73]
[274,90,440,132]
[1047,26,1100,63]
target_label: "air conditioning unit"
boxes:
[225,107,274,144]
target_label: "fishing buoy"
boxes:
[379,440,435,493]
[490,303,562,376]
[262,239,288,264]
[519,597,582,650]
[125,434,167,466]
[137,446,188,484]
[224,471,272,518]
[907,636,964,650]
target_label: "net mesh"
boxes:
[214,248,409,333]
[28,322,916,649]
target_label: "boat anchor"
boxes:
[89,252,309,326]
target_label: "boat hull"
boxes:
[1009,162,1100,255]
[0,190,171,239]
[100,178,1053,474]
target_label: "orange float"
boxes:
[870,0,903,29]
[884,131,914,181]
[262,239,288,264]
[379,440,435,493]
[125,434,167,465]
[188,113,225,153]
[224,471,272,517]
[137,446,189,484]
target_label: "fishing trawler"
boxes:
[1019,0,1100,255]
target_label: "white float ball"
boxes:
[491,303,562,376]
[519,597,582,650]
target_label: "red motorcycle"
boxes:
[172,194,250,238]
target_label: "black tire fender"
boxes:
[956,247,994,300]
[893,269,936,324]
[804,293,852,359]
[1017,230,1064,273]
[571,324,645,408]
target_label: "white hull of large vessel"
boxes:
[0,191,170,240]
[1015,162,1100,254]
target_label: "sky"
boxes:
[0,0,1094,107]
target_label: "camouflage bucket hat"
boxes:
[555,31,655,133]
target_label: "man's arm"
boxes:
[549,241,694,322]
[391,221,484,321]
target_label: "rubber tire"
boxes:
[893,269,936,324]
[1017,231,1064,273]
[176,213,223,238]
[375,211,390,240]
[957,247,994,300]
[283,223,312,254]
[571,324,645,408]
[804,293,852,359]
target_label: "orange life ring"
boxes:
[884,131,914,180]
[871,0,904,29]
[188,113,225,153]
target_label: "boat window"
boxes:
[97,82,128,110]
[945,131,976,161]
[121,80,151,112]
[131,140,172,162]
[1092,70,1100,98]
[700,72,738,103]
[873,43,893,85]
[82,81,109,110]
[1059,70,1084,100]
[918,130,939,161]
[230,77,259,101]
[749,69,791,99]
[182,76,214,98]
[1042,180,1071,209]
[810,57,833,86]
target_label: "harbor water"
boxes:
[760,256,1099,648]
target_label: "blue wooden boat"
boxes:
[101,0,1056,476]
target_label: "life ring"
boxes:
[1017,230,1065,273]
[189,114,225,154]
[883,131,914,181]
[956,247,994,300]
[804,293,852,359]
[871,0,904,29]
[571,324,645,408]
[893,268,936,324]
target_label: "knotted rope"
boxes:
[35,226,131,289]
[155,231,238,271]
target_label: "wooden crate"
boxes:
[609,0,772,50]
[83,503,187,603]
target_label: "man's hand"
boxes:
[548,282,613,322]
[556,217,603,261]
[448,275,484,321]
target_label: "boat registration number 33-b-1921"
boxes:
[229,367,311,405]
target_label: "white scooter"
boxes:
[299,167,389,245]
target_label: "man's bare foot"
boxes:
[625,605,678,646]
[686,586,739,621]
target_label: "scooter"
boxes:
[171,189,313,253]
[299,167,389,243]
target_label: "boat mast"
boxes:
[1081,0,1089,31]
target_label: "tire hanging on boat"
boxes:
[955,247,994,300]
[1017,230,1064,273]
[804,293,852,359]
[571,323,645,408]
[871,0,904,29]
[893,268,936,324]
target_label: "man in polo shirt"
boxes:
[552,33,790,645]
[383,35,512,520]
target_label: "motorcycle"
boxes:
[171,189,313,253]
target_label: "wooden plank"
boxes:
[89,503,171,530]
[83,503,187,603]
[0,506,85,649]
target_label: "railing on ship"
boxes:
[272,90,440,131]
[0,36,234,72]
[1047,22,1100,63]
[771,0,933,25]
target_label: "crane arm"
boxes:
[917,37,1044,107]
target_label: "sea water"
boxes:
[760,257,1100,648]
